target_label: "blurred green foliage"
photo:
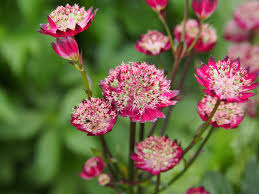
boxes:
[0,0,258,194]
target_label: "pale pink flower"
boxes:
[80,157,105,179]
[198,95,245,129]
[192,0,217,20]
[131,136,182,175]
[145,0,168,12]
[195,56,258,102]
[100,62,179,123]
[98,173,111,186]
[174,19,217,53]
[39,4,98,37]
[186,187,209,194]
[224,20,250,42]
[234,1,259,30]
[135,30,171,55]
[71,98,117,136]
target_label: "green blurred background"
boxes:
[0,0,258,194]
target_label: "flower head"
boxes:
[100,62,179,123]
[131,136,182,175]
[80,157,105,179]
[98,173,111,186]
[198,95,245,129]
[71,98,117,136]
[195,56,258,102]
[135,30,171,55]
[234,1,259,30]
[51,36,79,60]
[145,0,168,12]
[192,0,217,20]
[224,20,250,42]
[174,19,217,53]
[186,187,209,194]
[39,4,98,37]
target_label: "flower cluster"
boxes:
[174,19,217,53]
[195,57,257,102]
[80,157,105,179]
[198,95,245,129]
[100,62,179,123]
[135,30,171,55]
[40,4,98,37]
[71,98,117,136]
[186,187,209,194]
[131,136,182,175]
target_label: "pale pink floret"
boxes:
[71,98,117,136]
[39,4,98,37]
[195,56,258,102]
[224,20,250,42]
[135,30,171,55]
[198,95,245,129]
[174,19,217,53]
[145,0,168,12]
[80,157,105,179]
[192,0,217,19]
[186,187,209,194]
[100,62,179,123]
[131,136,182,175]
[51,36,79,60]
[234,1,259,30]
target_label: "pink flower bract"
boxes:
[131,136,182,175]
[186,187,209,194]
[80,157,105,179]
[145,0,168,12]
[234,1,259,30]
[71,98,117,136]
[192,0,217,19]
[224,20,250,42]
[135,30,171,55]
[195,56,258,102]
[100,62,179,123]
[198,95,245,129]
[174,19,217,53]
[39,4,98,37]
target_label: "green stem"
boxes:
[155,174,161,194]
[128,121,136,193]
[139,123,145,142]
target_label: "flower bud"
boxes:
[145,0,168,12]
[98,173,111,186]
[192,0,217,20]
[80,157,105,179]
[51,36,79,61]
[186,187,209,194]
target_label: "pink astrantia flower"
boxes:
[51,36,79,61]
[131,136,182,175]
[135,30,171,55]
[145,0,168,12]
[71,98,117,136]
[186,187,209,194]
[80,157,105,179]
[198,95,245,129]
[192,0,217,20]
[224,20,250,42]
[174,19,217,53]
[98,173,111,186]
[100,62,179,123]
[39,4,98,37]
[234,1,259,30]
[195,56,258,102]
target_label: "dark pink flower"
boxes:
[39,4,98,37]
[192,0,217,20]
[131,136,182,175]
[135,30,171,55]
[71,98,117,136]
[98,173,111,186]
[234,1,259,30]
[198,95,245,129]
[80,157,105,179]
[145,0,168,12]
[186,187,209,194]
[174,19,217,53]
[224,20,250,42]
[51,36,79,60]
[195,56,258,102]
[100,62,179,123]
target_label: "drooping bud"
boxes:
[80,157,105,179]
[145,0,168,12]
[192,0,217,20]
